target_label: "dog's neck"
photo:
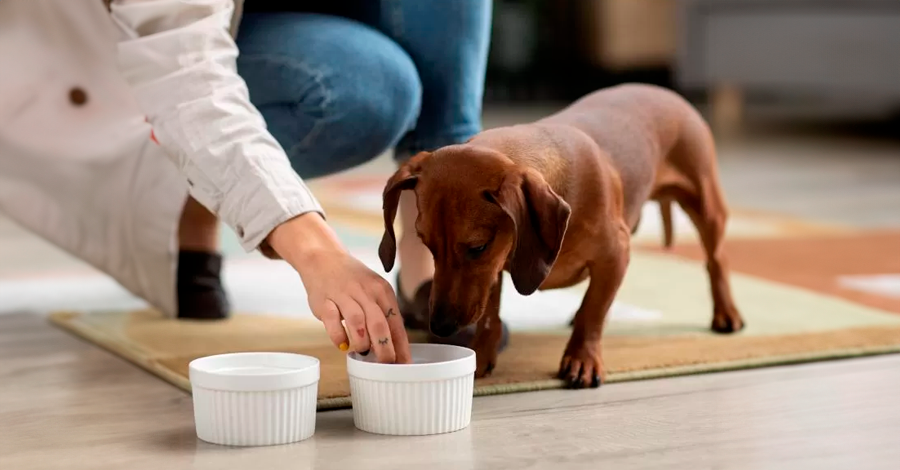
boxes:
[469,126,571,196]
[514,148,569,195]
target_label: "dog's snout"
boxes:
[429,307,461,338]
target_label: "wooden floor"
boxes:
[2,112,900,469]
[2,312,900,470]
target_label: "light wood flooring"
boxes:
[2,313,900,470]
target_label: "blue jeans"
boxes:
[235,1,492,179]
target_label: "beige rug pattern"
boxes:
[50,247,900,411]
[48,170,900,410]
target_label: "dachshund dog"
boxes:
[379,84,744,388]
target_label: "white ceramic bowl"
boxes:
[347,344,476,436]
[189,352,319,446]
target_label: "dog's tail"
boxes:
[660,200,674,249]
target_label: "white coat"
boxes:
[0,0,321,316]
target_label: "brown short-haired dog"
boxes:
[379,84,744,388]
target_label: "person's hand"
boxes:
[266,212,412,364]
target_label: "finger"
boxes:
[357,293,396,364]
[336,297,370,353]
[376,287,412,364]
[313,299,350,351]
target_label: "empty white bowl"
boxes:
[189,352,319,446]
[347,344,476,436]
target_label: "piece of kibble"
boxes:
[339,342,349,352]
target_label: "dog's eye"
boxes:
[467,243,489,258]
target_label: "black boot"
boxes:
[176,250,230,320]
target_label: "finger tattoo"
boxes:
[378,337,389,346]
[386,308,397,318]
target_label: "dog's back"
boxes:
[545,85,720,234]
[542,85,694,203]
[543,83,691,156]
[469,84,718,235]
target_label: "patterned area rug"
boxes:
[49,170,900,410]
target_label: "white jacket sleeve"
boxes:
[109,0,323,252]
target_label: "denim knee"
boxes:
[237,13,423,180]
[320,58,422,174]
[367,0,492,161]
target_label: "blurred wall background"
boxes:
[484,0,900,136]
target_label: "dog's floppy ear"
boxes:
[378,153,427,272]
[494,169,571,295]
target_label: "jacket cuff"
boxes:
[211,171,325,253]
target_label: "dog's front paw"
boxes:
[558,344,605,389]
[475,355,496,378]
[474,337,499,378]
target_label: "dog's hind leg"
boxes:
[667,107,744,333]
[672,183,744,333]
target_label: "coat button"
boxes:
[69,87,88,106]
